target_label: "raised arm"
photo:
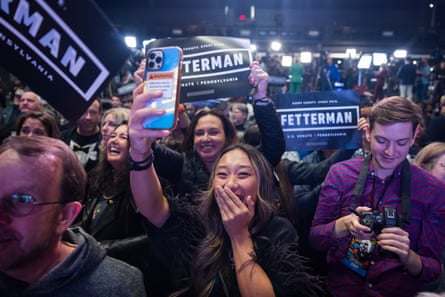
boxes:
[128,83,171,227]
[282,149,355,186]
[250,62,286,167]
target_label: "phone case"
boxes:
[143,46,183,129]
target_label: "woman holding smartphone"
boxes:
[128,92,321,295]
[133,61,286,203]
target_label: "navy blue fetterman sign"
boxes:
[274,90,362,151]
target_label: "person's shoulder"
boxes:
[430,115,445,124]
[267,215,295,229]
[330,156,363,172]
[260,216,298,242]
[326,157,364,184]
[100,255,143,278]
[410,163,445,191]
[89,255,145,294]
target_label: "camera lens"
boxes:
[148,61,155,69]
[155,57,162,63]
[149,53,156,60]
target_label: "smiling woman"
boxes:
[73,123,147,272]
[130,140,323,296]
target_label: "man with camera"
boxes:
[310,96,445,297]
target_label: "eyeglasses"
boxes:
[0,194,64,217]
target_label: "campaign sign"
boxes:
[146,36,252,103]
[0,0,130,122]
[274,90,362,151]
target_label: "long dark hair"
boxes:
[192,143,276,296]
[87,123,130,200]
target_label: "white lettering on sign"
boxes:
[0,0,110,100]
[183,53,244,73]
[180,48,251,80]
[277,105,359,132]
[6,0,86,76]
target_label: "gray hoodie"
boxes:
[0,227,146,297]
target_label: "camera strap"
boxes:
[352,155,411,227]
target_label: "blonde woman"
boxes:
[413,142,445,182]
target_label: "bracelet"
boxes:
[253,97,270,106]
[129,152,154,171]
[253,96,267,101]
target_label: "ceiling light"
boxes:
[124,36,137,48]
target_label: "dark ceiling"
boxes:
[94,0,445,55]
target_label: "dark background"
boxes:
[94,0,445,55]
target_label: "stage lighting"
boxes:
[393,49,407,59]
[270,40,282,51]
[142,39,156,50]
[373,53,388,66]
[281,55,292,67]
[308,30,319,37]
[300,51,312,64]
[124,36,137,48]
[358,54,372,69]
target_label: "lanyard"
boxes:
[370,172,395,210]
[352,155,411,225]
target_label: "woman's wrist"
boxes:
[129,151,154,171]
[253,92,267,100]
[129,148,153,162]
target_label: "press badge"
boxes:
[342,237,377,277]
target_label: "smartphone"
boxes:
[143,46,183,129]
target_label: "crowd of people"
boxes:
[259,53,445,115]
[0,54,445,297]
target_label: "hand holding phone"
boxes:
[143,46,183,129]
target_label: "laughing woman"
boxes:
[75,123,147,266]
[128,90,323,296]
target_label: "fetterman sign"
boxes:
[0,0,130,122]
[274,90,362,151]
[146,36,252,103]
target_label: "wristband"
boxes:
[129,152,154,171]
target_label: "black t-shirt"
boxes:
[64,128,101,172]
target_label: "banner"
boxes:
[0,0,130,122]
[146,36,252,103]
[274,90,362,151]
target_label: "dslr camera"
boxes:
[359,207,398,234]
[359,207,399,257]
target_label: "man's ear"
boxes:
[57,201,82,233]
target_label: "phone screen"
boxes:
[143,46,182,129]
